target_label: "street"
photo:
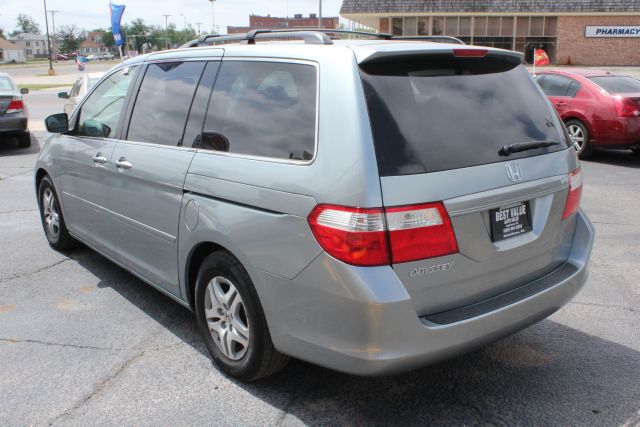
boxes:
[0,89,639,426]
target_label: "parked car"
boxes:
[535,69,640,158]
[55,54,68,61]
[97,53,115,61]
[0,72,30,147]
[37,32,594,382]
[58,73,104,116]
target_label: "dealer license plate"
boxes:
[490,201,532,242]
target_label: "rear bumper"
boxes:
[0,112,28,134]
[257,210,594,376]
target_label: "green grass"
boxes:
[18,83,69,91]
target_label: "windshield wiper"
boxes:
[499,141,560,156]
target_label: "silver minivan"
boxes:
[36,30,594,381]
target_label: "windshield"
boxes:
[589,76,640,94]
[88,77,101,90]
[360,57,569,176]
[0,76,14,91]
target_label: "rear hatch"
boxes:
[359,47,580,317]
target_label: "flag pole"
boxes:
[119,44,124,63]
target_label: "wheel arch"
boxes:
[185,241,227,310]
[563,116,595,142]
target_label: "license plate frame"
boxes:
[490,201,533,242]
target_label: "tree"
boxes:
[102,30,115,47]
[125,18,149,52]
[0,28,5,39]
[57,25,83,53]
[12,14,41,35]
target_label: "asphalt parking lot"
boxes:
[1,89,639,426]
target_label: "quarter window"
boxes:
[539,74,574,97]
[127,61,205,146]
[76,66,138,138]
[202,61,317,161]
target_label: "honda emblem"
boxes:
[506,162,523,182]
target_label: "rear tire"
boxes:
[565,120,591,159]
[18,131,31,148]
[195,251,289,382]
[37,175,77,251]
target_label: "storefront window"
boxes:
[445,17,458,35]
[432,17,444,35]
[530,17,544,36]
[418,17,429,35]
[474,17,487,37]
[404,17,418,36]
[544,17,558,36]
[516,17,529,36]
[459,17,472,36]
[501,17,514,36]
[487,17,501,36]
[392,17,403,35]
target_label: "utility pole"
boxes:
[180,14,187,43]
[318,0,323,28]
[49,10,59,60]
[162,14,171,49]
[195,22,203,36]
[43,0,55,75]
[209,0,215,34]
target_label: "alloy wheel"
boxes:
[204,276,250,360]
[567,124,585,152]
[42,188,60,240]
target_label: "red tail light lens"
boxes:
[453,48,488,58]
[562,168,583,220]
[613,96,640,118]
[308,205,389,266]
[308,202,459,266]
[6,97,24,114]
[386,202,458,263]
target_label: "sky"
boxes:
[0,0,345,35]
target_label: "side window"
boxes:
[566,80,583,98]
[539,74,573,97]
[126,61,205,146]
[202,61,317,161]
[76,66,138,138]
[69,79,82,97]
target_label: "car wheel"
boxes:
[18,131,31,148]
[38,175,77,250]
[195,251,289,382]
[565,120,591,159]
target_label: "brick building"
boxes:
[228,14,339,34]
[339,1,640,65]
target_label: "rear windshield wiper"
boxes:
[499,141,560,156]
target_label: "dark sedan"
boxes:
[0,72,30,147]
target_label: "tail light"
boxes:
[613,96,640,118]
[6,97,24,114]
[562,168,583,220]
[308,202,458,267]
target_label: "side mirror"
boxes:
[82,119,111,138]
[45,113,70,133]
[58,91,70,99]
[20,87,29,95]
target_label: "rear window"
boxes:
[0,76,14,91]
[360,57,568,176]
[588,76,640,94]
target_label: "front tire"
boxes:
[565,119,591,159]
[18,131,31,148]
[38,175,76,250]
[195,251,289,381]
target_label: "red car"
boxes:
[535,69,640,158]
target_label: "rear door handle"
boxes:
[92,153,108,165]
[114,158,132,170]
[556,102,568,108]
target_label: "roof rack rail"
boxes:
[180,29,465,48]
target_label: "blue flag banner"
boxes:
[109,2,126,46]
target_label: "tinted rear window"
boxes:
[589,76,640,94]
[360,57,568,176]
